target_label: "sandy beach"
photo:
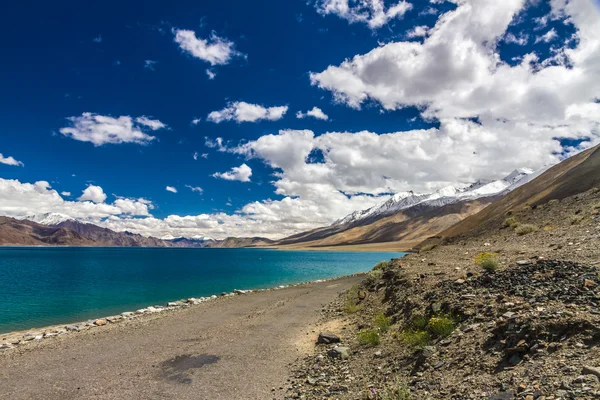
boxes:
[0,275,363,400]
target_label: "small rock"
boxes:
[582,365,600,378]
[327,346,351,360]
[317,332,341,345]
[455,279,466,284]
[94,319,107,326]
[516,260,532,266]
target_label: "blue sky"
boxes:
[1,0,599,239]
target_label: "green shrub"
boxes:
[380,380,413,400]
[364,269,383,286]
[515,224,538,235]
[357,328,380,346]
[570,215,584,225]
[474,251,500,272]
[373,260,391,270]
[343,284,362,314]
[373,311,392,333]
[399,330,431,348]
[502,217,520,229]
[427,315,455,337]
[419,243,437,253]
[408,314,428,330]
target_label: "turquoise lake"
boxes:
[0,247,404,333]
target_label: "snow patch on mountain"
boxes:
[332,169,535,226]
[22,213,76,226]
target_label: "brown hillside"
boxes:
[439,143,600,241]
[274,198,493,251]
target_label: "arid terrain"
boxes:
[285,185,600,399]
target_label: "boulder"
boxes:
[317,332,341,345]
[94,319,107,326]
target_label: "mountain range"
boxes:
[1,145,597,250]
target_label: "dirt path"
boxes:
[0,275,362,400]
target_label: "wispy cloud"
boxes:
[0,153,24,167]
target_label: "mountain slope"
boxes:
[437,144,600,242]
[0,217,96,246]
[271,169,533,250]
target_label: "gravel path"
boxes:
[0,275,363,400]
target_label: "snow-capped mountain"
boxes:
[22,212,76,226]
[332,169,535,227]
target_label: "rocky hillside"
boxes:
[284,150,600,399]
[55,220,169,247]
[0,217,95,246]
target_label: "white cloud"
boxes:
[504,32,529,45]
[186,185,203,194]
[59,112,167,146]
[296,106,329,120]
[406,25,429,38]
[212,164,252,182]
[174,29,244,66]
[205,137,227,151]
[166,186,178,193]
[135,116,167,130]
[144,60,157,70]
[315,0,413,29]
[0,179,150,222]
[206,69,216,79]
[79,185,107,203]
[61,191,71,196]
[193,152,199,160]
[535,28,558,43]
[93,35,102,43]
[0,153,24,167]
[201,153,208,159]
[309,0,600,164]
[113,197,152,216]
[207,102,288,123]
[191,118,202,125]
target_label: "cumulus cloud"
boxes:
[406,25,430,38]
[207,102,288,123]
[174,29,244,66]
[296,106,329,120]
[166,186,178,193]
[315,0,413,29]
[212,163,252,182]
[309,0,600,164]
[0,179,149,221]
[0,153,24,167]
[59,113,167,146]
[78,185,107,203]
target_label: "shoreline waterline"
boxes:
[0,272,365,350]
[0,247,406,335]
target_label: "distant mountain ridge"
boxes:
[332,168,534,227]
[270,168,536,250]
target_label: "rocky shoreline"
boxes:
[0,273,363,352]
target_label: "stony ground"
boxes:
[0,276,363,400]
[286,188,600,400]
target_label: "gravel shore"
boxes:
[0,275,363,400]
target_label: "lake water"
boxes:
[0,247,404,333]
